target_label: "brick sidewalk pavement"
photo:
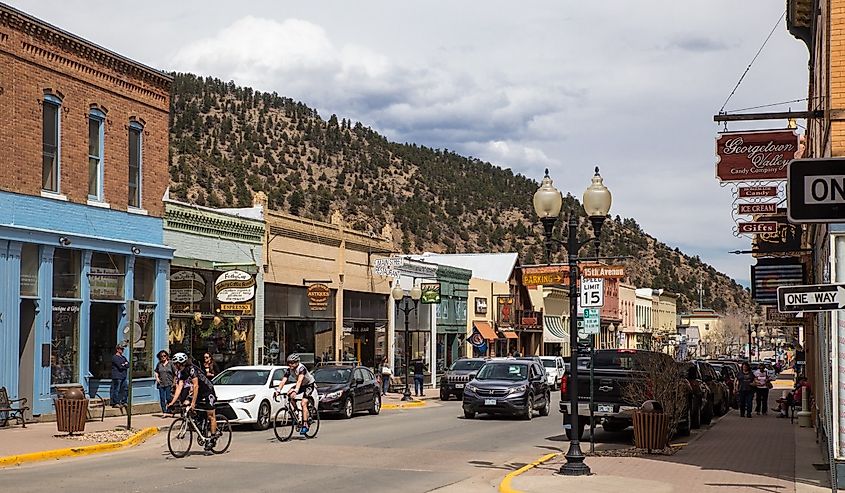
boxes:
[513,389,830,493]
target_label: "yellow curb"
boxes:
[0,426,159,469]
[498,452,560,493]
[381,401,428,410]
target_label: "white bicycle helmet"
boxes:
[172,352,188,364]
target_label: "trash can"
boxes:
[632,403,669,452]
[56,397,88,435]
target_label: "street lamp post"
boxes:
[392,282,422,402]
[748,315,762,362]
[533,167,612,477]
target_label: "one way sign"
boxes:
[777,284,845,313]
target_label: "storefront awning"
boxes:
[543,315,568,343]
[473,321,498,340]
[501,330,518,339]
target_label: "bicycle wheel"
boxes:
[211,415,232,454]
[273,407,294,442]
[167,417,193,458]
[304,403,320,438]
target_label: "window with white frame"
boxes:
[88,109,105,200]
[128,122,142,208]
[42,95,61,192]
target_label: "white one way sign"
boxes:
[777,284,845,313]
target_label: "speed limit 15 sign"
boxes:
[580,278,604,308]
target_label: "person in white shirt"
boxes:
[753,363,771,415]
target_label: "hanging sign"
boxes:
[716,130,799,182]
[215,270,256,303]
[171,270,206,303]
[739,186,779,198]
[738,221,778,234]
[737,203,778,215]
[307,283,331,311]
[497,296,514,327]
[420,283,441,304]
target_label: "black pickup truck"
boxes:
[559,349,692,440]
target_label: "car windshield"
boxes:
[213,369,269,386]
[542,359,557,368]
[313,368,351,384]
[450,360,485,371]
[476,363,528,381]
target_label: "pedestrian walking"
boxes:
[111,345,130,407]
[735,362,755,418]
[203,352,218,380]
[379,356,392,396]
[412,356,426,397]
[753,363,771,415]
[155,350,174,416]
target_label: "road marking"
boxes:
[498,452,559,493]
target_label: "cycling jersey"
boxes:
[283,363,315,388]
[178,364,216,399]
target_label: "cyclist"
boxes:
[276,353,317,435]
[167,352,219,454]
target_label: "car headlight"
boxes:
[508,385,527,395]
[466,384,478,393]
[322,390,343,401]
[233,394,256,403]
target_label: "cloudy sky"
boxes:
[10,0,809,284]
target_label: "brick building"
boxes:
[0,3,172,417]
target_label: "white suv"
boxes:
[539,356,565,389]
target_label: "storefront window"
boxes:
[394,330,430,379]
[90,253,125,301]
[263,320,334,365]
[51,302,79,385]
[131,304,155,378]
[171,317,255,370]
[134,258,156,302]
[53,248,80,298]
[89,303,120,379]
[20,243,39,297]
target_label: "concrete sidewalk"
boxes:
[0,412,167,459]
[512,386,830,493]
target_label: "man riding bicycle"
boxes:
[276,353,317,435]
[167,352,219,454]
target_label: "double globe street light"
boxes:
[533,167,612,477]
[392,282,422,402]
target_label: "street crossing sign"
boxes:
[579,278,604,308]
[777,283,845,312]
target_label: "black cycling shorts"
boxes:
[194,393,216,411]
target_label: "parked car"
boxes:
[440,358,487,401]
[560,349,694,440]
[539,356,565,389]
[692,360,730,417]
[707,361,738,409]
[213,365,293,430]
[313,365,381,419]
[463,360,551,420]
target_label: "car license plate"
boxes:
[598,405,613,413]
[484,399,496,406]
[455,383,464,389]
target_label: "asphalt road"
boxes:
[1,394,587,493]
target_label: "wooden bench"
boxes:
[0,386,29,428]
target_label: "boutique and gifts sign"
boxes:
[716,130,799,182]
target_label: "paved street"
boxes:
[1,396,566,493]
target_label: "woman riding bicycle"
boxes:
[276,353,318,436]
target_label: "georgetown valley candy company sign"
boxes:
[716,130,799,182]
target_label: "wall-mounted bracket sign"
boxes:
[420,283,441,304]
[787,158,845,223]
[716,130,799,182]
[737,203,778,215]
[739,186,779,198]
[738,222,778,234]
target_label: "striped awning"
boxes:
[543,315,568,343]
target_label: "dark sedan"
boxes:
[462,360,551,420]
[314,366,381,419]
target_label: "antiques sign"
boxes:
[716,130,799,182]
[307,283,331,311]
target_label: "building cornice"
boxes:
[164,202,264,245]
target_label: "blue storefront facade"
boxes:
[0,191,172,416]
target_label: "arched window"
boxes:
[128,121,143,208]
[88,109,105,201]
[42,94,62,192]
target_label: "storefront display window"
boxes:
[53,248,80,298]
[264,320,334,365]
[89,302,120,379]
[134,258,156,302]
[132,304,155,378]
[51,302,79,385]
[170,316,254,370]
[394,330,430,379]
[20,243,39,297]
[90,253,125,301]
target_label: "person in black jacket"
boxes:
[111,345,130,407]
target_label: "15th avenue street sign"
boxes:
[777,284,845,312]
[788,158,845,223]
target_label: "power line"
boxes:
[719,9,786,114]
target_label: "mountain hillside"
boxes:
[168,73,752,314]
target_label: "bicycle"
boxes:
[273,391,319,441]
[167,405,232,458]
